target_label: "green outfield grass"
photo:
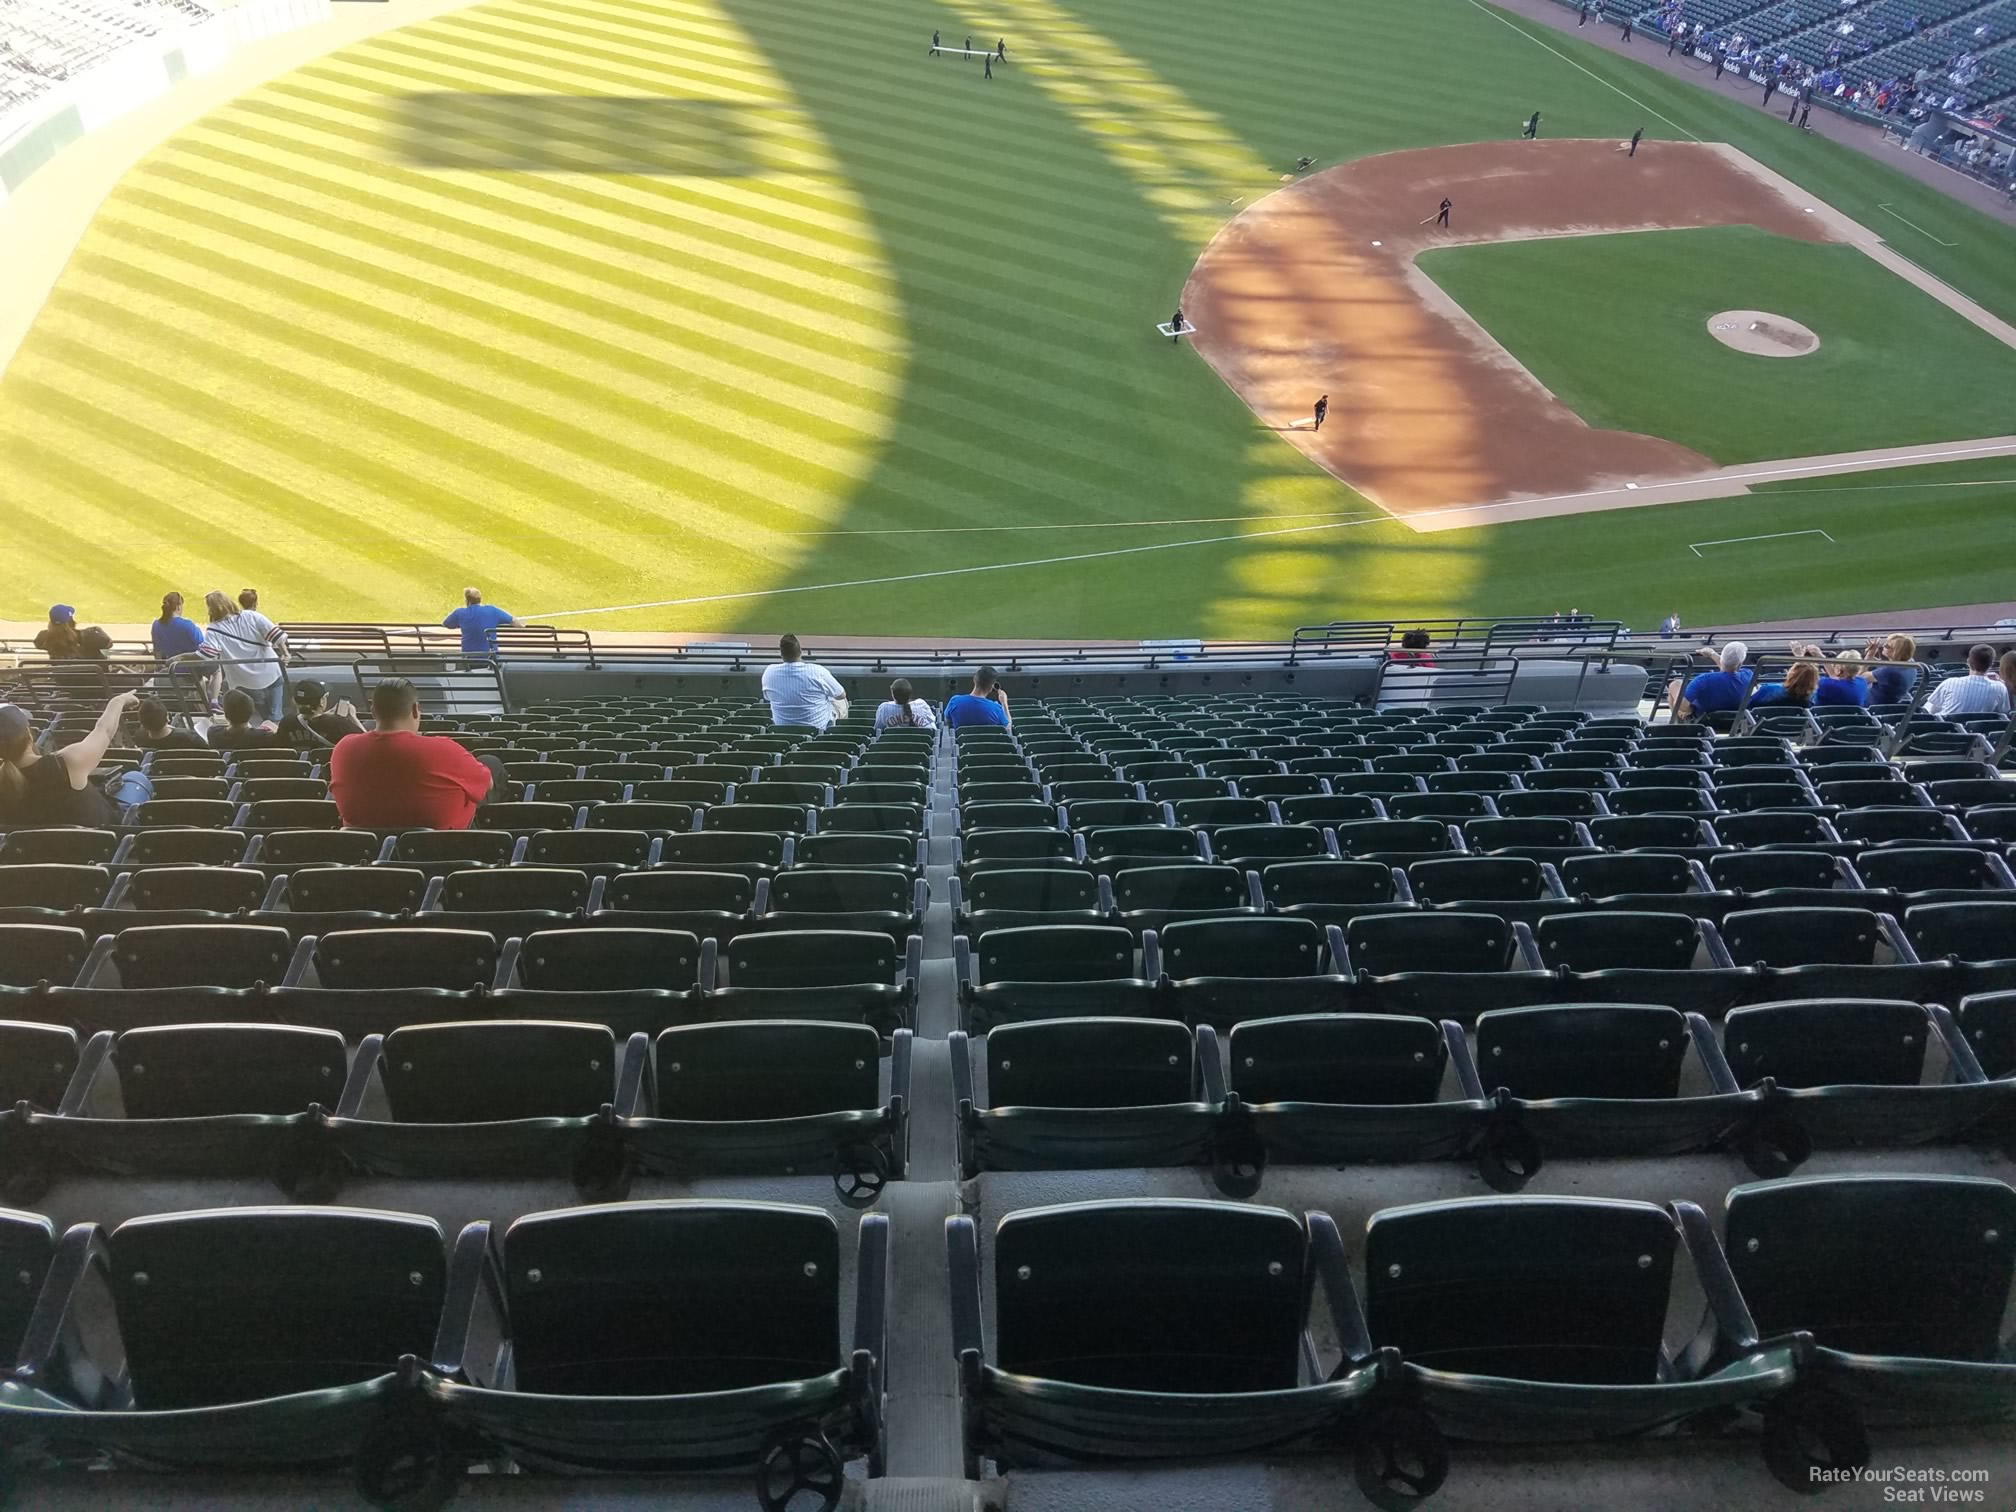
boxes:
[1418,226,2016,463]
[3,0,2015,635]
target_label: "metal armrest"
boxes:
[1877,911,1921,964]
[691,806,709,832]
[1141,928,1162,983]
[1838,857,1870,890]
[852,1212,890,1375]
[752,877,772,915]
[949,1031,974,1111]
[903,933,924,991]
[1987,852,2016,891]
[1673,1200,1760,1374]
[1389,867,1414,904]
[1686,1012,1742,1095]
[1445,824,1467,854]
[259,874,290,911]
[1699,917,1737,970]
[1307,1211,1373,1367]
[432,1221,507,1383]
[230,804,252,828]
[1510,920,1543,972]
[1324,923,1348,974]
[911,877,930,922]
[417,875,447,912]
[613,1032,652,1114]
[100,873,133,910]
[282,934,318,987]
[888,1028,914,1118]
[509,835,529,864]
[1538,862,1568,899]
[585,874,608,912]
[1685,858,1716,896]
[334,1034,384,1119]
[493,936,525,990]
[913,837,930,873]
[804,806,819,837]
[14,1223,123,1407]
[1928,1005,1989,1084]
[1322,826,1342,858]
[781,834,796,866]
[947,877,964,921]
[953,934,974,995]
[55,1031,115,1117]
[945,1216,984,1362]
[645,836,664,866]
[1159,802,1178,828]
[1195,1024,1226,1103]
[698,935,719,991]
[1444,1019,1487,1101]
[1097,872,1116,915]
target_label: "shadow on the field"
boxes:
[388,95,791,174]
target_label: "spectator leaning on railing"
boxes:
[1922,644,2010,718]
[199,590,290,724]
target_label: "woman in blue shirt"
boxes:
[1863,633,1919,705]
[150,592,206,661]
[1813,651,1871,707]
[1747,660,1819,710]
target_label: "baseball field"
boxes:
[3,0,2015,636]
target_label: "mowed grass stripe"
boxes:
[103,169,1175,508]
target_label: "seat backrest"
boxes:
[381,1020,618,1121]
[1345,911,1512,974]
[767,868,913,915]
[115,1024,348,1117]
[1853,846,1998,894]
[1407,856,1544,904]
[114,923,293,989]
[1723,999,1929,1088]
[258,830,382,866]
[1834,807,1952,844]
[1719,907,1882,968]
[986,1017,1193,1108]
[1112,864,1248,913]
[0,1020,80,1107]
[1365,1197,1675,1384]
[604,869,753,913]
[0,829,119,865]
[654,1020,880,1119]
[964,868,1100,913]
[385,830,516,866]
[1711,811,1835,847]
[1904,900,2016,962]
[315,926,498,990]
[1534,911,1698,972]
[108,1208,445,1409]
[585,803,694,834]
[658,831,785,870]
[1706,850,1837,893]
[994,1201,1307,1393]
[440,867,593,913]
[972,924,1136,984]
[1332,819,1452,857]
[1082,826,1200,861]
[518,928,701,991]
[1260,859,1395,907]
[795,833,915,871]
[1558,852,1689,898]
[1159,916,1326,979]
[961,802,1060,833]
[1587,816,1701,850]
[127,865,267,914]
[1725,1175,2016,1362]
[1208,824,1329,862]
[1170,798,1273,829]
[727,929,895,989]
[700,803,812,835]
[287,866,428,914]
[500,1202,839,1395]
[1227,1014,1445,1104]
[0,863,111,911]
[0,1209,55,1363]
[1474,1005,1688,1100]
[525,829,653,866]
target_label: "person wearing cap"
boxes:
[277,680,365,753]
[32,605,113,662]
[0,691,151,826]
[329,677,505,830]
[443,587,516,659]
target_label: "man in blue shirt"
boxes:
[443,587,515,657]
[943,666,1012,729]
[1675,641,1754,720]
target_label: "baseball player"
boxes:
[1312,393,1329,432]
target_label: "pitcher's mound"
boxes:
[1707,310,1820,357]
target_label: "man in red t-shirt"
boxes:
[329,677,501,829]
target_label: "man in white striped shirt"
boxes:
[1922,644,2011,719]
[198,590,291,722]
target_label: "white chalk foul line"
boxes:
[1876,203,1960,246]
[1689,528,1833,555]
[1460,0,1702,142]
[528,513,1396,619]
